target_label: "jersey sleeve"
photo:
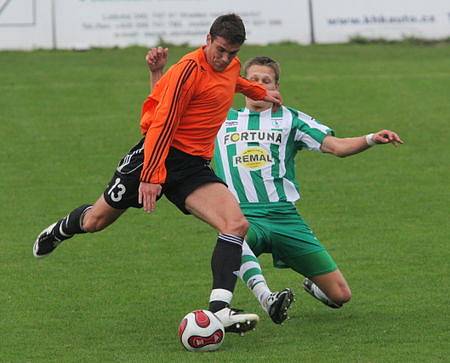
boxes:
[140,60,198,184]
[235,76,267,100]
[289,107,335,152]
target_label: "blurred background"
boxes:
[1,0,449,50]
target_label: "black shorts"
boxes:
[103,138,226,214]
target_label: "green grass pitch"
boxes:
[0,43,449,362]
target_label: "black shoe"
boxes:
[33,223,61,258]
[267,288,294,324]
[214,307,259,335]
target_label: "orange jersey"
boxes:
[139,47,267,184]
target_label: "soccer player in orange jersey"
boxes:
[33,14,282,334]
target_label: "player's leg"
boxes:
[184,182,259,333]
[304,269,351,308]
[33,138,144,258]
[33,195,125,258]
[267,206,351,308]
[240,241,271,310]
[283,248,351,308]
[81,195,126,232]
[239,240,294,324]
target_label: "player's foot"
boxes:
[303,278,341,309]
[33,223,61,258]
[214,307,259,335]
[266,288,294,324]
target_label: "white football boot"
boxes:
[214,307,259,335]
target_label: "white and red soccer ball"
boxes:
[178,309,225,352]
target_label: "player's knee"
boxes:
[343,286,352,303]
[339,287,352,305]
[331,286,352,306]
[222,216,249,237]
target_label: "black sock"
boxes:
[52,204,92,241]
[208,234,243,312]
[209,300,228,313]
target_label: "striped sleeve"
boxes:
[235,76,267,100]
[288,108,334,152]
[140,59,198,184]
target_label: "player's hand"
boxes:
[138,182,162,213]
[146,47,168,73]
[264,89,283,112]
[372,130,404,147]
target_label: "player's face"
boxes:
[205,35,241,72]
[246,65,278,90]
[245,64,279,110]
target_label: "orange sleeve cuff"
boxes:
[236,76,268,100]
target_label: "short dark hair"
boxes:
[209,14,246,45]
[243,56,281,83]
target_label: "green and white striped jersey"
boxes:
[214,106,334,204]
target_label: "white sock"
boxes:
[252,281,272,312]
[209,289,233,305]
[239,241,272,312]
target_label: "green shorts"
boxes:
[241,202,337,277]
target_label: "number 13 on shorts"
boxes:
[107,177,126,202]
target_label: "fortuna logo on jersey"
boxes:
[223,131,282,145]
[233,146,273,171]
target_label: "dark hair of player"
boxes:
[209,14,246,45]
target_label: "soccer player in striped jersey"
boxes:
[32,14,282,335]
[146,50,403,322]
[215,56,403,313]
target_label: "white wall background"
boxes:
[0,0,449,50]
[0,0,53,49]
[53,0,310,49]
[312,0,450,43]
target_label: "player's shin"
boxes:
[208,233,243,313]
[33,204,93,258]
[209,234,260,334]
[239,241,272,312]
[52,204,92,241]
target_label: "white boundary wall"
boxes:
[0,0,53,49]
[53,0,310,49]
[312,0,450,43]
[0,0,449,50]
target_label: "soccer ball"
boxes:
[178,309,225,352]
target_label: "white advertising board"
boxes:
[0,0,53,50]
[312,0,450,43]
[54,0,311,49]
[2,0,449,50]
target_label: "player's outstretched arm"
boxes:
[321,129,403,157]
[146,47,168,90]
[236,76,282,107]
